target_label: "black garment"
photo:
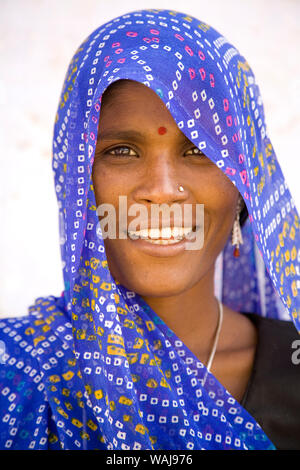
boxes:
[240,313,300,450]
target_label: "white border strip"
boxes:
[214,250,223,302]
[254,242,266,317]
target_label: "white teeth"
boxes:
[161,227,172,239]
[144,238,180,245]
[149,228,160,239]
[128,226,194,242]
[172,226,181,238]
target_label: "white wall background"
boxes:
[1,0,300,318]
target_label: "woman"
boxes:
[1,8,300,450]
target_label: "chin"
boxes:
[114,273,194,299]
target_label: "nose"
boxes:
[132,157,188,205]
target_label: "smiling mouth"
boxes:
[127,226,198,244]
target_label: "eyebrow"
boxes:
[98,130,146,142]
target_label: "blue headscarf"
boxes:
[1,8,299,450]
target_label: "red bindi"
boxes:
[158,126,167,135]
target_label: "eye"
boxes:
[184,147,206,157]
[105,146,138,157]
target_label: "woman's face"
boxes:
[92,79,240,297]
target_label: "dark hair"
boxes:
[239,200,249,228]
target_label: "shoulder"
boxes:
[245,313,300,365]
[241,313,300,450]
[0,315,50,450]
[242,313,300,382]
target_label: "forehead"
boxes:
[99,79,178,129]
[102,79,153,102]
[101,79,167,112]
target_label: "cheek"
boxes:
[193,171,239,248]
[221,177,239,214]
[201,172,238,218]
[92,165,128,206]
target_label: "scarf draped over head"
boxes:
[27,8,300,450]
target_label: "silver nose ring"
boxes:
[178,185,184,192]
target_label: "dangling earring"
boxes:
[231,195,244,258]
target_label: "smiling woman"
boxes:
[93,79,239,290]
[0,8,300,451]
[92,78,256,404]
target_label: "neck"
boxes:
[141,263,220,362]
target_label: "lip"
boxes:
[126,227,200,258]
